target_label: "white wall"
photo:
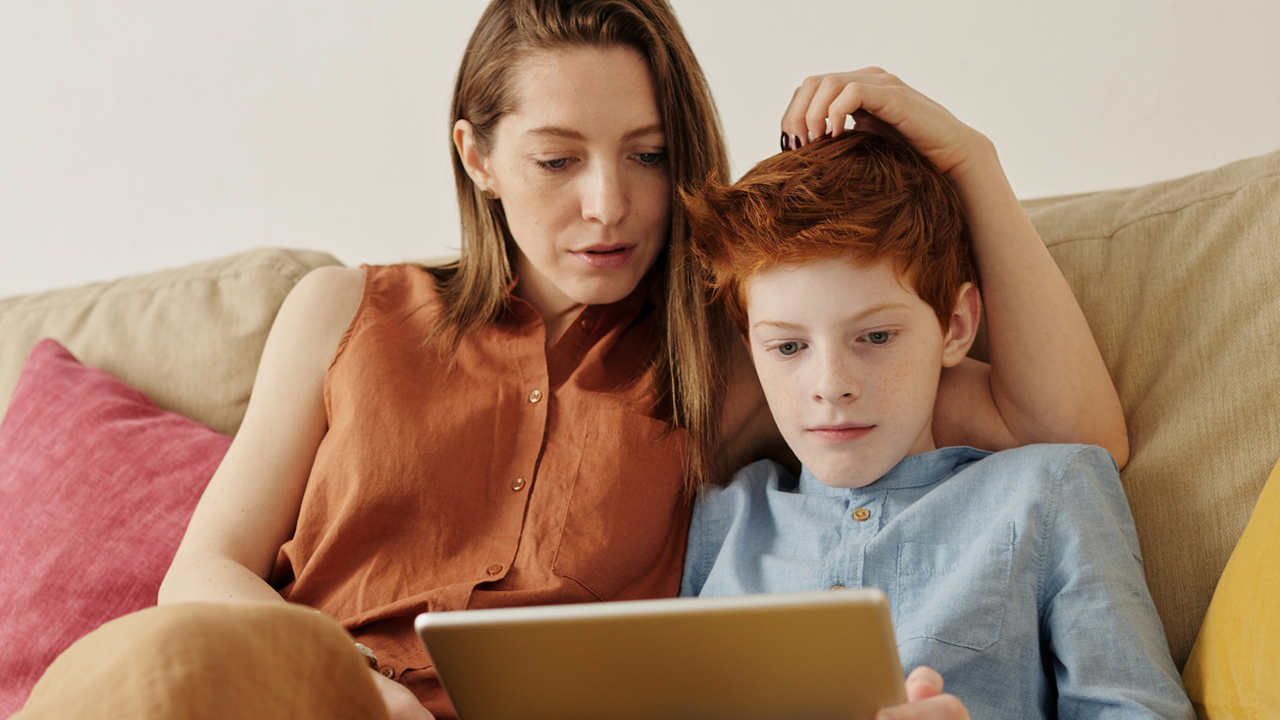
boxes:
[2,1,1277,298]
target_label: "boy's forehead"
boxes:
[743,256,921,309]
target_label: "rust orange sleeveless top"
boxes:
[270,264,690,716]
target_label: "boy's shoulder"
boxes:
[949,443,1124,508]
[973,443,1118,478]
[704,458,797,502]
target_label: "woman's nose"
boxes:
[581,164,629,226]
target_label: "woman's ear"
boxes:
[941,282,981,368]
[453,119,499,198]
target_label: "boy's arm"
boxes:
[1041,447,1193,718]
[781,70,1129,467]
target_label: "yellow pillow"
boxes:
[1183,456,1280,718]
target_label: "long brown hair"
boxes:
[430,0,734,490]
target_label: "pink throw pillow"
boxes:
[0,339,231,715]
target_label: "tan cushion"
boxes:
[1012,151,1280,669]
[0,248,342,436]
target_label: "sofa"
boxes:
[1,150,1277,718]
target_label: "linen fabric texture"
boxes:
[1007,151,1280,667]
[0,339,231,715]
[682,445,1193,720]
[1182,456,1280,719]
[13,602,389,720]
[270,264,691,719]
[0,248,342,436]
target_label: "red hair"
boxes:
[683,130,974,332]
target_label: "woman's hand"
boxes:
[876,666,970,720]
[780,68,992,182]
[369,669,436,720]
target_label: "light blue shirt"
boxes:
[681,444,1193,719]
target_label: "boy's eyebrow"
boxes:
[752,303,910,332]
[524,124,664,142]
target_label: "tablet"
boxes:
[415,589,905,720]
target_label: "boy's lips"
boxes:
[570,243,636,270]
[807,424,875,443]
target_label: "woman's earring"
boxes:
[481,187,494,200]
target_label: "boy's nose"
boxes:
[813,358,861,404]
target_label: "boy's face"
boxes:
[744,256,972,488]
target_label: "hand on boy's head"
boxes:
[874,666,970,720]
[780,67,993,181]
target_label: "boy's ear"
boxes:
[453,119,500,198]
[940,282,981,368]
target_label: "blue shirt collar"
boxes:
[797,445,991,496]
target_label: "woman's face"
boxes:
[471,45,671,314]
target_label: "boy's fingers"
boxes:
[903,665,945,701]
[875,693,970,720]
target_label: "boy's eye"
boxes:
[776,341,803,356]
[865,331,892,345]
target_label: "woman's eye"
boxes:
[634,152,666,167]
[536,157,571,171]
[776,342,802,356]
[865,331,892,345]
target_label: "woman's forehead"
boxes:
[502,45,661,136]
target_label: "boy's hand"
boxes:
[780,68,993,182]
[875,666,971,720]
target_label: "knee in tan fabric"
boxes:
[18,602,389,720]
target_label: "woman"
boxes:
[16,1,1125,719]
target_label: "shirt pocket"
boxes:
[552,411,688,601]
[893,522,1014,652]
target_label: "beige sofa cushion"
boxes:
[1011,151,1280,668]
[0,248,342,436]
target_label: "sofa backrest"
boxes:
[0,248,342,437]
[979,150,1280,667]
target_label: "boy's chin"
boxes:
[803,454,897,489]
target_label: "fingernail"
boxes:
[781,132,790,151]
[792,134,802,149]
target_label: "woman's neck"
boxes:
[512,262,585,352]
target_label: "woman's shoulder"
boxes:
[267,266,367,374]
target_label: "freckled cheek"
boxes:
[759,367,805,436]
[869,355,936,421]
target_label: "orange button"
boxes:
[580,316,595,331]
[486,564,504,576]
[512,477,526,491]
[528,389,543,404]
[853,508,871,522]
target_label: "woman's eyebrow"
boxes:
[524,123,664,142]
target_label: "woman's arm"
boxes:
[158,265,365,604]
[780,69,1129,467]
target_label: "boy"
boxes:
[680,130,1193,719]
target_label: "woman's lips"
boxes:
[570,245,635,270]
[808,425,874,443]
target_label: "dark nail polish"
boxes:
[781,132,790,151]
[793,134,802,149]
